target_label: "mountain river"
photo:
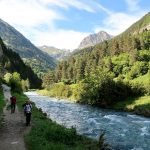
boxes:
[25,92,150,150]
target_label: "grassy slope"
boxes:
[14,92,107,150]
[113,96,150,117]
[0,86,5,127]
[113,96,150,110]
[114,73,150,117]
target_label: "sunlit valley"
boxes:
[0,1,150,150]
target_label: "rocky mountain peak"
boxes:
[78,31,113,49]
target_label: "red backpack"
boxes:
[11,96,16,104]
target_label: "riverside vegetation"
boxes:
[13,92,108,150]
[39,13,150,117]
[0,79,109,149]
[39,52,150,117]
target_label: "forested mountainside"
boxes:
[55,12,150,82]
[0,37,41,88]
[38,45,71,60]
[78,31,113,49]
[0,19,56,76]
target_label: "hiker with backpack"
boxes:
[10,96,16,113]
[23,100,32,126]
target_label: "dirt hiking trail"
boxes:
[0,84,30,150]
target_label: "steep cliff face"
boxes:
[78,31,113,49]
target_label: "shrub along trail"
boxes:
[0,84,29,150]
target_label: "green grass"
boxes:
[13,92,108,150]
[113,96,150,109]
[113,96,150,116]
[0,86,5,128]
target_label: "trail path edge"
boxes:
[0,84,29,150]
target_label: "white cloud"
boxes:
[0,0,64,27]
[0,0,108,26]
[94,12,144,35]
[0,0,100,49]
[94,0,147,36]
[0,0,148,49]
[27,28,89,50]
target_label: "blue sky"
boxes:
[0,0,149,50]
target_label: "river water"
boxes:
[25,92,150,150]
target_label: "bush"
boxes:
[138,50,150,62]
[70,83,84,100]
[4,72,22,93]
[79,68,145,107]
[80,69,117,106]
[44,83,72,99]
[144,82,150,96]
[62,79,75,85]
[127,61,148,79]
[130,82,145,96]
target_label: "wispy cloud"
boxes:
[97,3,112,14]
[39,0,98,12]
[0,0,148,49]
[0,0,100,49]
[59,0,96,13]
[0,0,109,27]
[125,0,140,12]
[0,0,64,27]
[94,0,147,36]
[31,29,89,49]
[94,12,142,35]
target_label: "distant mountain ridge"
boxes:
[0,19,56,73]
[38,45,71,60]
[78,31,113,49]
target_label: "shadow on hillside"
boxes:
[113,97,138,110]
[134,104,150,117]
